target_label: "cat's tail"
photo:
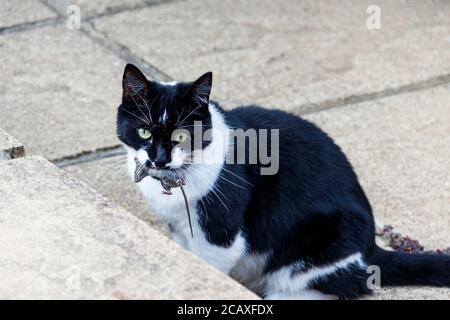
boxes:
[369,247,450,287]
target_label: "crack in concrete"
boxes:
[300,74,450,115]
[0,17,63,35]
[39,0,180,19]
[35,0,173,100]
[0,0,179,36]
[54,145,125,168]
[82,21,172,82]
[37,0,61,16]
[84,0,183,22]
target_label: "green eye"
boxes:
[173,131,189,143]
[138,128,152,139]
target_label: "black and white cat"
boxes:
[117,64,450,299]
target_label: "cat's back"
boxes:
[226,104,367,211]
[227,104,338,153]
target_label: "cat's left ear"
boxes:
[122,64,149,99]
[188,72,213,105]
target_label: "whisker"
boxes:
[121,108,150,124]
[199,197,209,222]
[146,94,160,123]
[217,173,248,190]
[210,187,230,212]
[95,160,129,193]
[189,165,230,212]
[178,124,212,129]
[176,106,186,125]
[221,166,254,187]
[128,87,151,124]
[177,104,202,127]
[213,184,231,203]
[175,108,181,123]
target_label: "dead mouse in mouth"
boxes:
[134,158,193,237]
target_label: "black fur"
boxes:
[117,64,450,299]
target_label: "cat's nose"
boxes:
[146,159,167,169]
[152,144,170,169]
[154,161,168,169]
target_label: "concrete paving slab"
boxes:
[0,25,126,160]
[0,156,257,299]
[0,0,57,29]
[42,0,167,19]
[63,152,170,235]
[305,85,450,252]
[0,128,25,160]
[94,0,450,113]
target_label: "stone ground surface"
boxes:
[94,0,450,111]
[0,25,125,159]
[0,156,256,299]
[0,0,449,299]
[0,0,56,29]
[42,0,150,18]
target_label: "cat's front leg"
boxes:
[186,231,247,275]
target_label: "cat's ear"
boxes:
[122,64,149,99]
[187,72,213,105]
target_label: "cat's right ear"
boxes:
[122,64,149,99]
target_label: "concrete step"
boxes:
[0,128,25,160]
[0,154,257,299]
[64,154,170,235]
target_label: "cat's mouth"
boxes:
[134,161,186,198]
[134,166,178,183]
[134,158,185,185]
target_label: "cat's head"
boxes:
[117,64,213,181]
